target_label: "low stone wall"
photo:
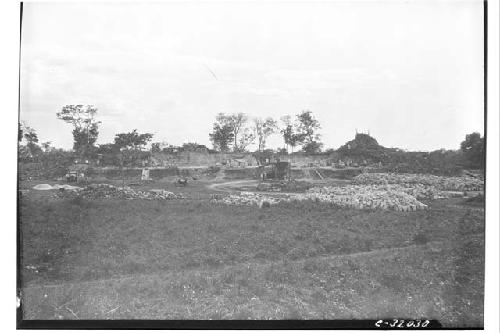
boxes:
[223,167,260,180]
[92,166,216,180]
[151,151,258,167]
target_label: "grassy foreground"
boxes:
[19,183,484,326]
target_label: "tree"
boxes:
[460,132,485,169]
[114,129,154,150]
[225,113,247,150]
[280,115,305,154]
[151,142,162,153]
[22,125,42,157]
[182,142,207,151]
[23,125,38,145]
[56,105,101,156]
[96,143,121,166]
[210,113,255,152]
[113,130,153,172]
[296,110,321,147]
[253,117,277,152]
[237,129,256,152]
[302,141,323,154]
[209,123,234,152]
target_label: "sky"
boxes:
[20,0,484,152]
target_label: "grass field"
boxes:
[18,180,484,326]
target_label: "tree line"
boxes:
[208,110,322,154]
[18,104,485,170]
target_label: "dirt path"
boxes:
[206,180,258,192]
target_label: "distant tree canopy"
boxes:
[114,129,154,150]
[209,113,255,152]
[23,125,39,146]
[302,141,323,154]
[280,115,304,154]
[460,132,485,169]
[56,105,101,156]
[19,123,42,158]
[253,117,277,152]
[296,110,321,146]
[181,142,208,151]
[335,132,467,176]
[280,111,322,154]
[97,143,120,154]
[209,122,234,152]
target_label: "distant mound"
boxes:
[337,133,388,163]
[336,133,463,176]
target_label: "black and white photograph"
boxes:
[12,0,498,329]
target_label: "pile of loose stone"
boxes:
[297,185,429,211]
[56,183,185,200]
[353,172,484,192]
[211,184,441,211]
[211,191,284,206]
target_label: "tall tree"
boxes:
[209,123,234,152]
[19,124,42,157]
[209,113,255,152]
[280,115,305,154]
[212,113,255,152]
[296,110,321,150]
[253,117,277,152]
[56,105,101,156]
[22,125,38,145]
[237,128,256,152]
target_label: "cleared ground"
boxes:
[18,179,484,326]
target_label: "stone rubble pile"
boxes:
[211,191,284,206]
[211,185,432,211]
[353,173,484,191]
[297,185,429,211]
[56,183,184,200]
[386,183,446,200]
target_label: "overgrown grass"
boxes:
[19,182,484,325]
